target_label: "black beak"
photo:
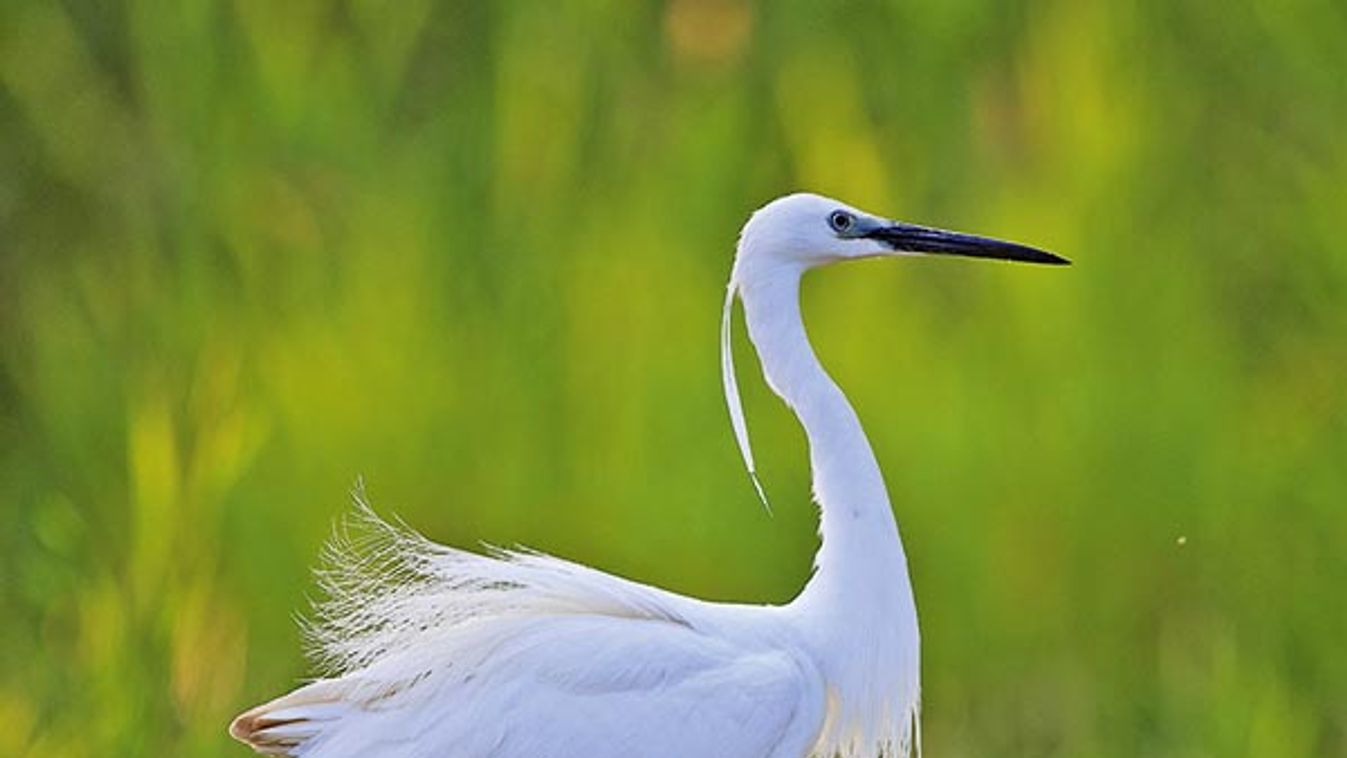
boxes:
[865,223,1069,266]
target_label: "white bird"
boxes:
[230,193,1066,758]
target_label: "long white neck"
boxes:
[732,259,921,756]
[736,264,910,599]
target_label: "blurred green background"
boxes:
[2,0,1345,755]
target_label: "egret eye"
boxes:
[828,210,855,235]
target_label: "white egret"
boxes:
[230,193,1066,757]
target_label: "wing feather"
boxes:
[232,495,825,758]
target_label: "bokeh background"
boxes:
[2,0,1345,755]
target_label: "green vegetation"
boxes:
[2,1,1344,755]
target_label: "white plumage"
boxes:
[231,193,1065,757]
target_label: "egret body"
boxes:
[231,193,1066,757]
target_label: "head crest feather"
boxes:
[720,278,770,512]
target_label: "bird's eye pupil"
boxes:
[830,211,853,233]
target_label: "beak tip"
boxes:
[1025,247,1070,266]
[1020,245,1069,266]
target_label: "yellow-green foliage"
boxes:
[1,1,1344,756]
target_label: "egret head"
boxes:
[722,193,1066,507]
[734,192,1067,283]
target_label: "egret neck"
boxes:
[735,262,911,597]
[732,258,920,752]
